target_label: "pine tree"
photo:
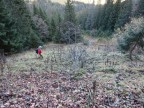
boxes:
[77,10,88,30]
[29,28,43,47]
[0,0,7,43]
[118,17,144,60]
[115,0,132,29]
[137,0,144,16]
[108,0,121,31]
[0,0,15,52]
[101,0,113,30]
[33,4,40,15]
[7,0,31,50]
[39,7,48,21]
[64,0,76,24]
[32,4,50,42]
[97,6,105,29]
[33,4,49,23]
[53,14,62,43]
[85,12,93,30]
[57,13,62,26]
[93,0,103,29]
[50,18,56,41]
[4,0,41,51]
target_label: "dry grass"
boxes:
[0,37,144,107]
[4,38,144,83]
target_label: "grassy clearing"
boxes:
[0,38,144,107]
[4,39,144,89]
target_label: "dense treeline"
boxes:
[0,0,144,53]
[78,0,143,37]
[78,0,133,36]
[0,0,81,53]
[0,0,41,53]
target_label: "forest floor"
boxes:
[0,36,144,108]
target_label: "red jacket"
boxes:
[38,48,42,54]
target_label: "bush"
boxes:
[83,39,89,46]
[116,17,144,59]
[32,15,49,42]
[60,21,82,44]
[89,29,112,38]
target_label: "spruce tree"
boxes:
[50,18,56,41]
[85,12,93,30]
[53,14,62,43]
[102,0,113,30]
[93,4,102,29]
[64,0,76,24]
[33,4,40,15]
[118,17,144,60]
[0,0,15,52]
[4,0,41,51]
[7,0,31,50]
[33,4,49,23]
[108,0,121,31]
[58,14,62,25]
[137,0,144,16]
[77,10,88,30]
[97,6,105,29]
[39,7,48,21]
[33,4,50,42]
[115,0,132,29]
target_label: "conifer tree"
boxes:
[58,14,62,25]
[137,0,144,16]
[33,4,40,15]
[4,0,41,51]
[85,12,93,30]
[115,0,132,29]
[53,14,62,43]
[0,0,15,52]
[64,0,76,24]
[118,17,144,60]
[102,0,113,30]
[77,10,88,30]
[108,0,121,31]
[97,6,105,29]
[93,0,102,30]
[33,4,49,23]
[50,18,56,41]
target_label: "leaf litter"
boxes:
[0,71,143,108]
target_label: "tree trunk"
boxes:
[129,42,137,60]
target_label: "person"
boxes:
[36,46,43,58]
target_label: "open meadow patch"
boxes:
[0,41,144,107]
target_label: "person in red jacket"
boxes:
[36,46,43,58]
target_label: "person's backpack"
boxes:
[35,49,38,54]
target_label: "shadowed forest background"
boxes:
[1,0,144,53]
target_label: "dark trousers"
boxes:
[39,54,43,58]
